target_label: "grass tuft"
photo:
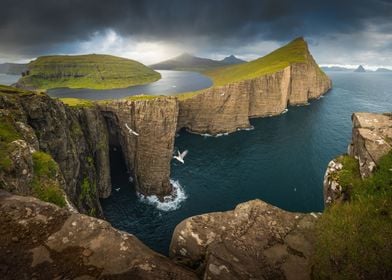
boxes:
[31,151,65,207]
[312,152,392,279]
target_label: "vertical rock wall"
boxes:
[100,97,179,197]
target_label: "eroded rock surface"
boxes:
[349,112,392,177]
[170,199,320,279]
[0,191,197,279]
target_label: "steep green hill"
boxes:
[17,54,161,90]
[205,37,316,86]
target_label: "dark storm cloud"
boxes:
[0,0,391,59]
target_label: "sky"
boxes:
[0,0,391,68]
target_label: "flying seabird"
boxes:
[125,123,139,136]
[173,150,188,164]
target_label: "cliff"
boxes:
[177,38,331,135]
[0,86,178,217]
[100,97,179,196]
[0,190,197,279]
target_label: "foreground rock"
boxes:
[170,199,320,279]
[0,191,197,279]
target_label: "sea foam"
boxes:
[137,179,187,211]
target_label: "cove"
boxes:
[101,72,392,255]
[47,70,212,99]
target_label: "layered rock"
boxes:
[100,97,179,196]
[324,112,392,205]
[170,199,320,279]
[349,112,392,177]
[178,52,331,135]
[0,190,197,279]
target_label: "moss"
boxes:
[31,151,65,207]
[79,177,96,206]
[0,115,20,171]
[333,155,361,192]
[18,54,161,90]
[70,122,83,137]
[60,98,95,108]
[312,152,392,279]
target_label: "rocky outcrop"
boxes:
[0,190,197,279]
[324,112,392,205]
[178,52,331,135]
[100,97,179,196]
[349,112,392,177]
[170,199,320,279]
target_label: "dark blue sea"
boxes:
[101,71,392,255]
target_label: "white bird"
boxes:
[125,123,139,136]
[220,93,225,96]
[129,176,134,183]
[173,150,188,164]
[115,187,120,192]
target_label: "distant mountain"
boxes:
[0,63,27,75]
[151,53,245,72]
[220,55,246,65]
[376,67,392,72]
[321,66,353,72]
[354,65,366,72]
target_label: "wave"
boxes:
[137,179,187,211]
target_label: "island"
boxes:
[15,54,161,90]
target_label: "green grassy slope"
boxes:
[312,153,392,279]
[18,54,161,90]
[205,37,311,86]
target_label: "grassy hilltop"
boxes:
[206,37,312,86]
[17,54,161,90]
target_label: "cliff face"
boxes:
[324,112,392,205]
[101,97,179,196]
[170,199,320,279]
[0,88,179,216]
[0,190,197,279]
[0,90,110,216]
[178,58,331,135]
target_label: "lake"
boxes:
[100,72,391,255]
[47,70,212,99]
[0,74,20,85]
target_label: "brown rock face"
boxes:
[0,190,197,279]
[349,112,392,177]
[178,56,331,135]
[323,112,392,205]
[0,93,110,216]
[170,199,320,279]
[100,97,179,197]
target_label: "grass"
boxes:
[59,98,95,108]
[79,176,97,216]
[18,54,161,90]
[312,152,392,279]
[31,151,65,207]
[205,37,310,86]
[0,115,20,171]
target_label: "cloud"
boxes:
[0,0,391,66]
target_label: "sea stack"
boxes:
[354,65,366,72]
